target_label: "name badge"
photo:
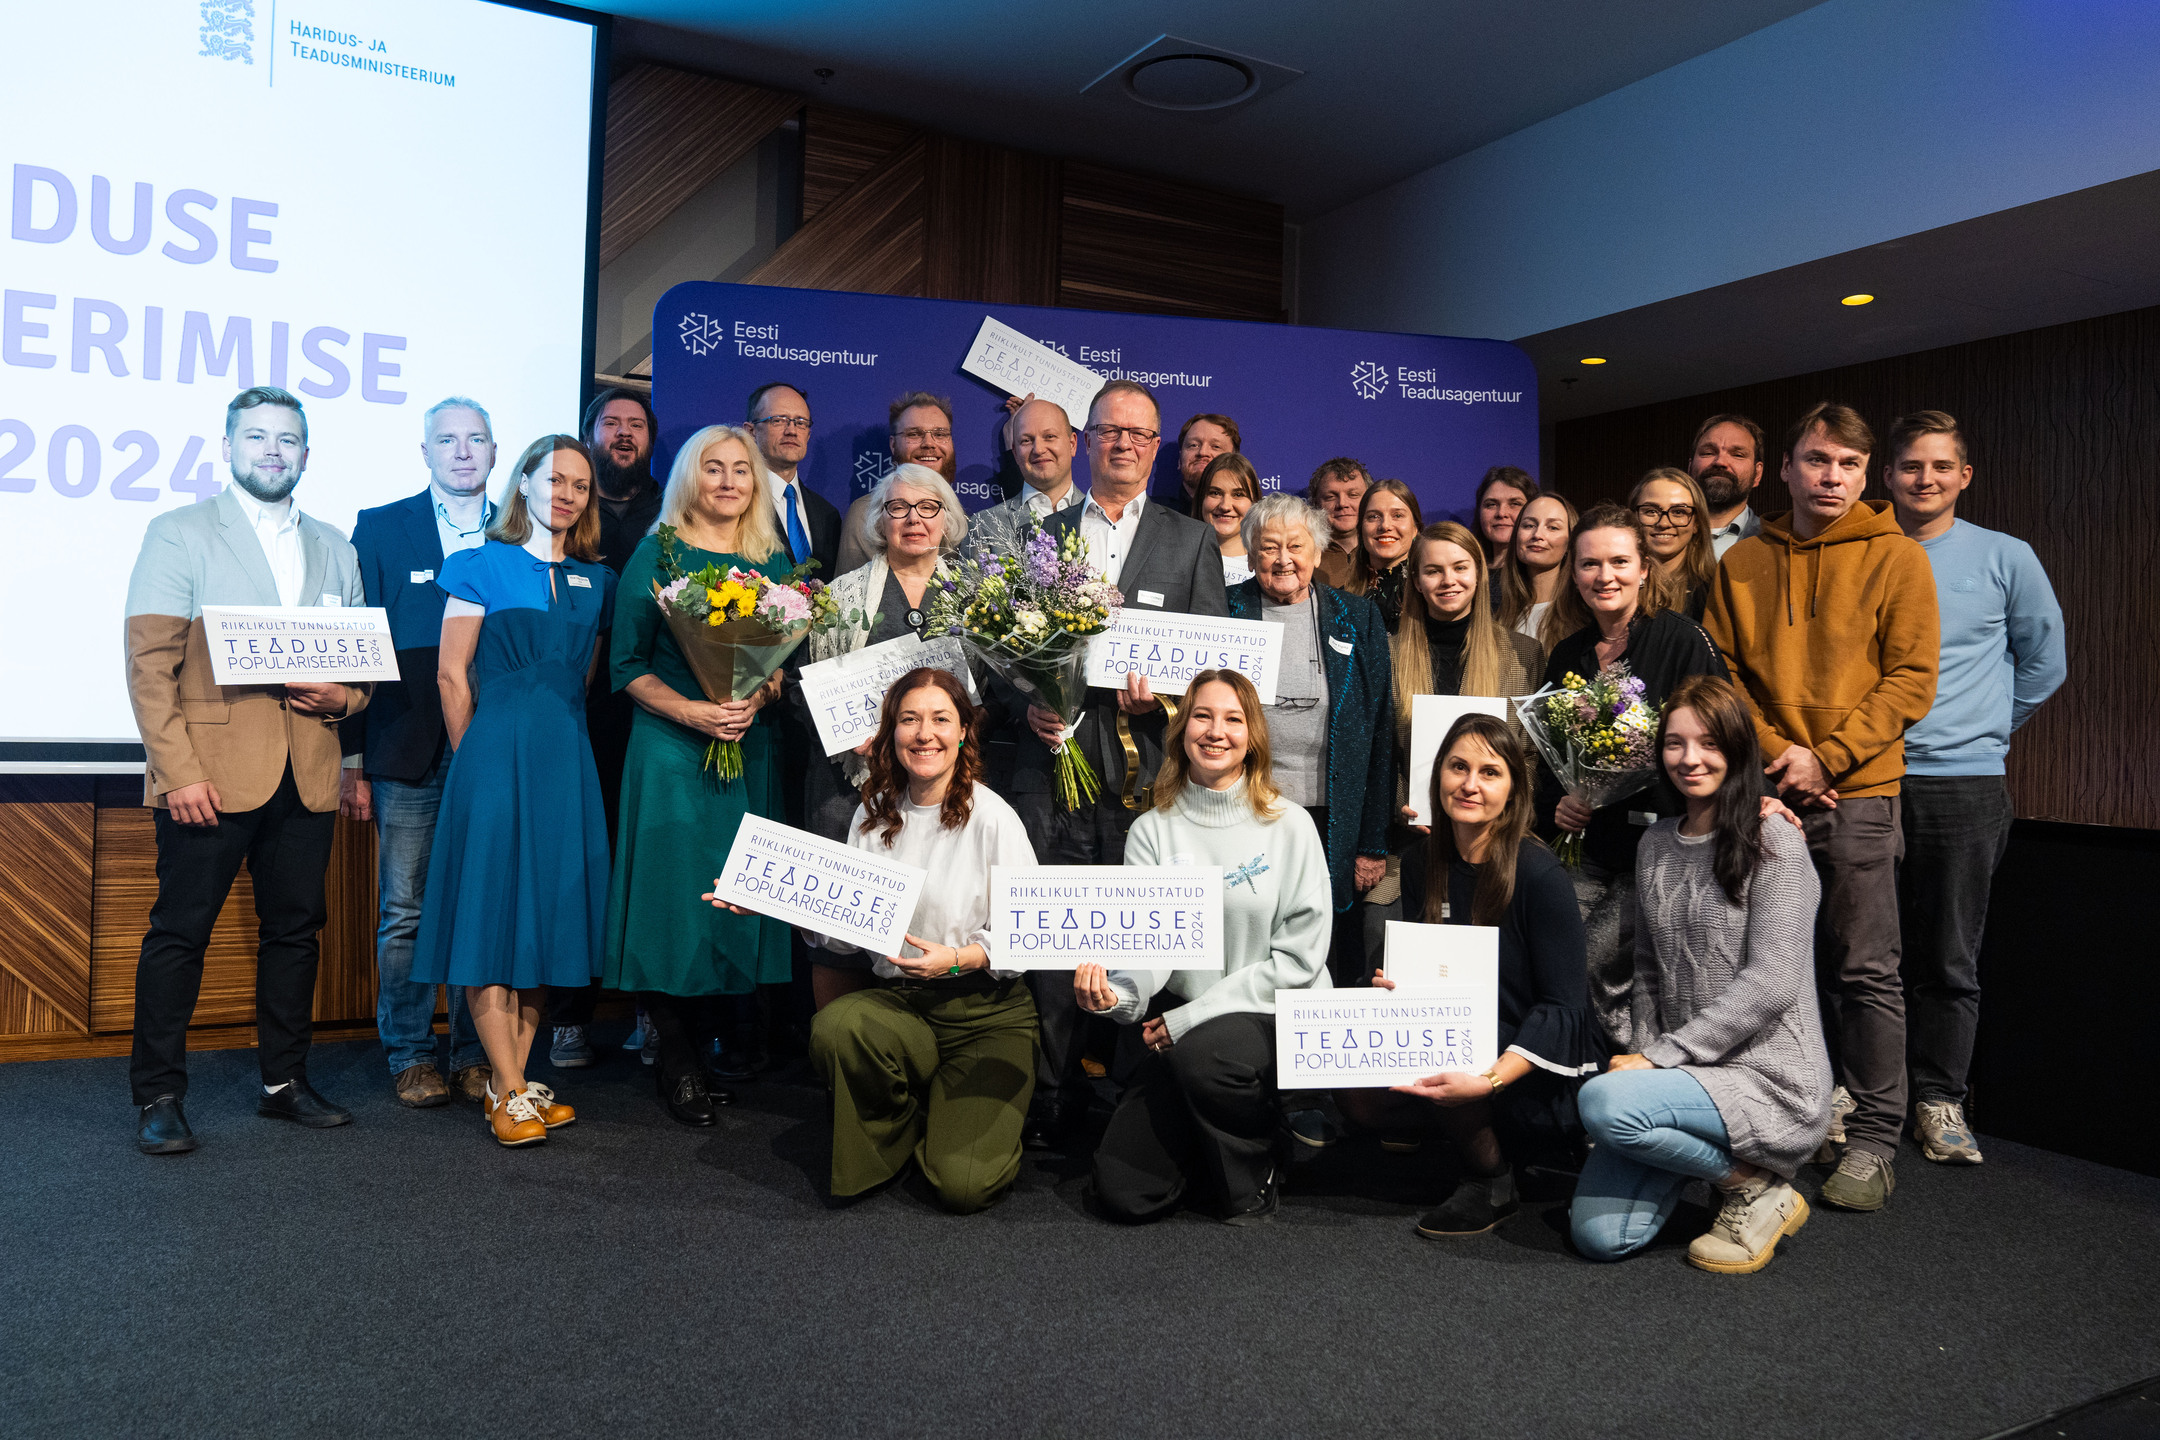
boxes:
[1441,902,1451,920]
[567,574,592,588]
[411,569,435,583]
[1137,589,1164,607]
[1629,810,1658,827]
[1327,636,1353,655]
[319,594,341,608]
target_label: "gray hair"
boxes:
[858,463,969,557]
[1242,492,1329,555]
[422,395,493,441]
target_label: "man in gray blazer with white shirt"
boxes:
[123,386,370,1155]
[1009,379,1228,1147]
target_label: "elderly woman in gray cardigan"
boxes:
[1570,676,1831,1274]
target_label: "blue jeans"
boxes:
[1570,1068,1734,1262]
[373,755,482,1076]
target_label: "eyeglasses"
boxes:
[1635,503,1696,527]
[894,427,952,444]
[883,499,946,520]
[752,415,812,432]
[1087,424,1160,445]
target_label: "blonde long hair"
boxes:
[1495,492,1579,652]
[1151,669,1283,819]
[1391,522,1509,744]
[658,424,783,564]
[1630,466,1716,600]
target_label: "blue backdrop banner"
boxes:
[651,281,1537,521]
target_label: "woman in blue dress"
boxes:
[413,435,617,1148]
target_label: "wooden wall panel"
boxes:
[1058,160,1284,322]
[802,105,919,224]
[923,137,1061,307]
[744,136,927,297]
[600,65,801,268]
[1552,303,2160,829]
[0,777,93,1032]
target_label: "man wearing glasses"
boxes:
[837,391,960,573]
[746,382,842,577]
[1017,379,1229,1150]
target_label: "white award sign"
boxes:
[990,865,1224,970]
[960,315,1105,433]
[201,605,401,685]
[1276,985,1498,1088]
[1406,694,1510,826]
[1083,614,1284,704]
[714,815,925,956]
[796,633,977,757]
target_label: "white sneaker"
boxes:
[1687,1175,1810,1274]
[1813,1084,1855,1164]
[1913,1099,1984,1165]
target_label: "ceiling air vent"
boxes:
[1082,35,1302,118]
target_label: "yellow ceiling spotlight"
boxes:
[1841,293,1875,306]
[1580,356,1607,365]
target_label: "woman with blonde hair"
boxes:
[604,424,791,1127]
[1389,522,1543,748]
[1074,670,1333,1225]
[1496,492,1579,652]
[1630,466,1717,620]
[1347,478,1424,628]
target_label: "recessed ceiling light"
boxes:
[1841,293,1874,306]
[1580,356,1607,365]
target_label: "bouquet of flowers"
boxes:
[651,526,867,783]
[1512,662,1663,868]
[923,517,1121,810]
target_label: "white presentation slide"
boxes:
[3,0,596,745]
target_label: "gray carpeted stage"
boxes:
[3,1033,2155,1439]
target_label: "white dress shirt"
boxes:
[1079,490,1146,587]
[766,469,813,557]
[1022,482,1084,523]
[1709,505,1758,560]
[433,492,493,560]
[229,484,305,606]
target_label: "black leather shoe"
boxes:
[1021,1096,1070,1152]
[1223,1167,1281,1227]
[705,1036,758,1084]
[657,1065,715,1126]
[257,1078,352,1128]
[138,1095,198,1154]
[1415,1169,1518,1238]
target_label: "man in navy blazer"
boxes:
[343,397,497,1108]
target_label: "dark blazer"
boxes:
[351,490,457,783]
[777,480,843,579]
[1228,578,1395,911]
[1006,498,1229,800]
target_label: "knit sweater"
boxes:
[1099,777,1334,1041]
[1631,817,1832,1178]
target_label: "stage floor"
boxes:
[3,1032,2155,1439]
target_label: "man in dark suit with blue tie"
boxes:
[342,397,497,1109]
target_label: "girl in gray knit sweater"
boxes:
[1569,676,1832,1274]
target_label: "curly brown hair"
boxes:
[856,667,984,846]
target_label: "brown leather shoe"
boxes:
[393,1063,450,1109]
[484,1085,547,1147]
[450,1063,493,1104]
[522,1082,576,1129]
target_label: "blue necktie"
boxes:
[783,484,812,563]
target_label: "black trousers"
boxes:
[1897,775,2015,1106]
[1091,1012,1278,1222]
[130,764,337,1105]
[1030,786,1139,1103]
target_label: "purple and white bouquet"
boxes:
[1512,662,1662,867]
[923,517,1121,809]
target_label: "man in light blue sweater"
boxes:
[1886,411,2065,1167]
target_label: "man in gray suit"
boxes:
[123,386,371,1154]
[1012,379,1228,1148]
[969,394,1084,557]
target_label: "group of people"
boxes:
[121,374,2065,1272]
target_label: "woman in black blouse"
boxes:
[1346,478,1424,629]
[1340,713,1605,1239]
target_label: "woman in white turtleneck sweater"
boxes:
[1075,670,1334,1226]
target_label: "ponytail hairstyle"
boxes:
[1390,522,1506,746]
[857,667,983,846]
[1424,713,1540,927]
[1659,676,1766,905]
[1547,501,1677,642]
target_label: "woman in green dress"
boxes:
[605,422,792,1126]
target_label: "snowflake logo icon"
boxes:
[1350,362,1390,400]
[853,449,892,496]
[679,313,727,357]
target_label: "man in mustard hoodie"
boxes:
[1704,402,1939,1213]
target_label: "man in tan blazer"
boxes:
[124,386,371,1154]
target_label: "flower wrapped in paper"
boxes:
[651,526,867,783]
[1512,662,1662,868]
[923,518,1121,810]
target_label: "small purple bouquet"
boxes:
[923,517,1121,809]
[1512,662,1662,867]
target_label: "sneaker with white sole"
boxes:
[1813,1084,1855,1165]
[1913,1099,1983,1165]
[1687,1175,1810,1274]
[549,1025,595,1069]
[621,1009,648,1053]
[1819,1148,1896,1211]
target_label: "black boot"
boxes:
[1415,1168,1518,1238]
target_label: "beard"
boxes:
[1695,463,1749,510]
[595,449,652,499]
[230,461,298,504]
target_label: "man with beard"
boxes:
[836,392,958,573]
[124,387,372,1154]
[1689,413,1768,559]
[543,387,662,1070]
[345,396,498,1106]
